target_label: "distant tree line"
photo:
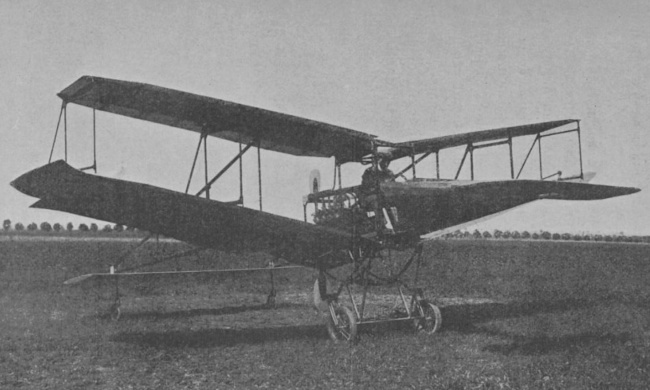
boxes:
[444,228,650,243]
[2,219,135,234]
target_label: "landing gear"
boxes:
[326,303,358,343]
[413,300,441,334]
[316,243,442,343]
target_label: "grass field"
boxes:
[1,238,649,389]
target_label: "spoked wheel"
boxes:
[326,304,358,343]
[413,300,441,334]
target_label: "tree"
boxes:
[512,231,521,239]
[521,231,531,239]
[531,232,540,239]
[3,219,10,231]
[90,223,98,232]
[482,231,492,239]
[27,223,37,231]
[473,229,482,239]
[552,233,561,240]
[541,231,551,240]
[15,222,24,231]
[66,222,74,232]
[40,222,52,232]
[502,230,511,239]
[113,224,124,233]
[102,224,113,232]
[53,223,62,232]
[79,223,89,232]
[493,229,502,239]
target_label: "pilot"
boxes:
[362,155,394,188]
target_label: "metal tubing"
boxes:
[258,142,262,211]
[577,121,584,179]
[64,105,68,162]
[455,145,470,180]
[203,135,210,199]
[48,104,65,163]
[469,144,474,180]
[411,152,416,178]
[80,110,98,172]
[337,164,342,189]
[347,285,360,319]
[508,136,514,179]
[92,109,97,172]
[538,135,543,179]
[516,135,539,179]
[398,286,411,317]
[396,151,431,178]
[239,142,244,204]
[196,141,254,197]
[185,134,204,194]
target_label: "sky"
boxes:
[1,0,649,234]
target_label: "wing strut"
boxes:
[48,103,98,173]
[195,140,255,198]
[48,103,65,164]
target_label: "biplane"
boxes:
[11,76,640,342]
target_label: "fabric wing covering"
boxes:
[11,160,359,269]
[58,76,378,164]
[58,76,578,164]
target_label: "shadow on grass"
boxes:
[440,298,598,333]
[104,302,303,321]
[484,332,633,356]
[112,324,329,348]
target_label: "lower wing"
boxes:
[11,161,366,269]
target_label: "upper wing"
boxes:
[58,76,578,165]
[58,76,378,163]
[11,161,364,269]
[388,119,577,160]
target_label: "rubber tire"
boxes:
[326,305,358,343]
[414,300,441,334]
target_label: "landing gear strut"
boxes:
[326,302,358,342]
[317,243,442,343]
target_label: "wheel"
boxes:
[109,302,121,322]
[326,304,358,343]
[413,300,441,334]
